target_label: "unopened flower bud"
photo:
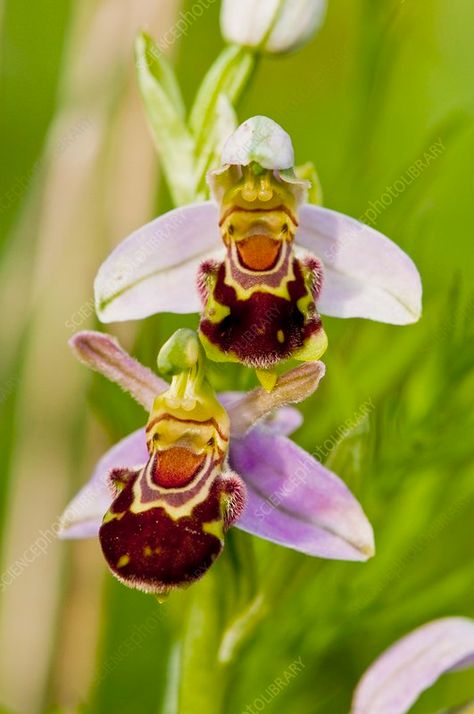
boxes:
[220,0,327,55]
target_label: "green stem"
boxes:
[163,574,229,714]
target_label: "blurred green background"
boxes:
[1,0,474,712]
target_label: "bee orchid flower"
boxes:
[59,330,375,595]
[94,116,422,391]
[352,617,474,714]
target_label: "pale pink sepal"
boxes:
[297,204,422,325]
[352,617,474,714]
[58,429,147,539]
[230,428,375,561]
[94,202,221,323]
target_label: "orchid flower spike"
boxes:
[60,331,375,597]
[94,116,422,390]
[220,0,327,55]
[352,617,474,714]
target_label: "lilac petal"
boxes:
[352,618,474,714]
[259,407,303,436]
[230,428,375,561]
[58,429,147,539]
[95,202,221,323]
[297,204,422,324]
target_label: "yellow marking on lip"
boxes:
[256,369,278,392]
[143,545,161,557]
[117,555,130,568]
[102,510,125,525]
[132,464,217,520]
[292,329,328,362]
[203,519,224,542]
[219,204,298,227]
[277,330,285,343]
[223,248,296,301]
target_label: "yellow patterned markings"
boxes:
[202,519,224,542]
[102,510,126,524]
[296,291,313,317]
[198,332,241,365]
[292,329,328,362]
[223,250,296,301]
[143,545,161,557]
[131,467,216,520]
[255,369,279,392]
[117,555,130,568]
[205,292,231,323]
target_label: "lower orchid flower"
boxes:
[94,115,422,391]
[352,617,474,714]
[59,330,375,596]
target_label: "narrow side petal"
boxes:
[70,331,167,411]
[230,429,375,561]
[58,429,148,539]
[297,204,422,325]
[95,202,222,323]
[220,392,303,437]
[226,362,325,437]
[352,618,474,714]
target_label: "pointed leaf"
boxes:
[190,45,255,141]
[135,32,195,206]
[194,93,238,198]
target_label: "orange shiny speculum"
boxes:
[153,447,206,488]
[236,234,281,271]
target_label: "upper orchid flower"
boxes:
[220,0,327,55]
[352,617,474,714]
[94,116,422,390]
[59,330,375,596]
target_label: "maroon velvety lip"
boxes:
[152,447,206,488]
[236,234,281,271]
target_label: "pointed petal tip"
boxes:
[68,329,117,356]
[359,535,376,561]
[335,511,375,563]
